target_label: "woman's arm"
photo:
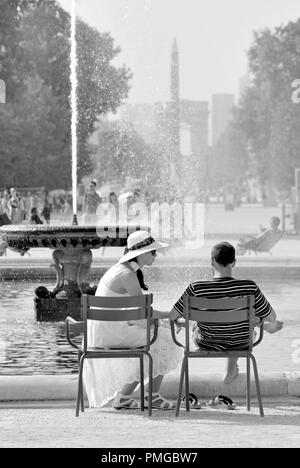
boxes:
[122,270,143,296]
[153,309,171,319]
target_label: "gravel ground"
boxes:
[1,401,300,448]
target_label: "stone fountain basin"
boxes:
[0,225,145,252]
[0,224,147,321]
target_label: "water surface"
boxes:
[0,268,299,375]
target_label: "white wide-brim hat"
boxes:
[119,230,168,263]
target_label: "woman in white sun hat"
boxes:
[83,230,182,410]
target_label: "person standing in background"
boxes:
[41,193,52,225]
[9,188,24,224]
[0,189,11,219]
[82,180,101,224]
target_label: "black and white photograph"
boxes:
[0,0,300,450]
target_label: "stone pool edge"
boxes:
[0,372,299,402]
[1,260,300,281]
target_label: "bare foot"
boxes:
[223,363,239,384]
[264,320,283,334]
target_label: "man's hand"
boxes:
[169,308,185,334]
[254,317,262,326]
[174,319,185,334]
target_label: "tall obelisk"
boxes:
[169,38,180,189]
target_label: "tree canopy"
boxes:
[231,19,300,199]
[0,0,131,189]
[94,120,167,196]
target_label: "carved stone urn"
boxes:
[0,225,146,321]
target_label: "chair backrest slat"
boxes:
[184,295,255,352]
[189,308,249,323]
[81,294,153,353]
[186,296,254,323]
[86,295,147,309]
[188,296,249,310]
[87,307,146,321]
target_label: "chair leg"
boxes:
[147,353,153,417]
[76,354,85,417]
[140,356,145,412]
[250,354,264,417]
[185,356,190,412]
[81,386,85,413]
[176,357,186,417]
[77,350,84,413]
[246,356,251,412]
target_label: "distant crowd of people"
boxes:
[0,183,148,227]
[0,181,254,228]
[0,188,52,226]
[1,179,286,228]
[82,180,144,225]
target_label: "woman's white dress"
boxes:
[83,263,182,407]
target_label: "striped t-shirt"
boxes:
[173,277,272,351]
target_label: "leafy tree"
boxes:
[76,20,132,176]
[0,0,131,188]
[232,19,300,200]
[94,121,167,196]
[0,75,69,188]
[0,0,39,100]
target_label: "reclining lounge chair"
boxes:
[236,230,283,255]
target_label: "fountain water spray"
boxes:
[0,79,6,104]
[71,0,78,226]
[0,0,148,321]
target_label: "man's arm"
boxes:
[259,224,267,233]
[265,307,276,322]
[253,230,269,243]
[169,283,195,324]
[169,307,186,334]
[153,309,172,319]
[170,307,181,321]
[254,284,274,320]
[254,285,282,333]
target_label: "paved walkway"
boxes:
[0,400,299,448]
[1,207,299,448]
[1,236,300,266]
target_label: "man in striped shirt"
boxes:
[170,242,283,383]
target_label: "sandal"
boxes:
[145,393,175,410]
[207,394,236,411]
[112,393,140,410]
[181,393,202,409]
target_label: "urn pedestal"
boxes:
[0,224,147,321]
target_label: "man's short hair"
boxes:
[211,242,236,267]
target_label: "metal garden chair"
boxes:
[171,295,265,417]
[66,293,158,417]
